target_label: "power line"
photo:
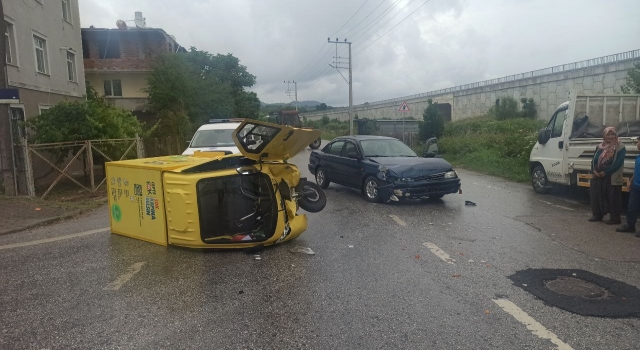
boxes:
[295,0,369,82]
[330,0,370,37]
[339,0,387,38]
[355,0,433,56]
[293,43,328,80]
[352,0,419,50]
[344,0,403,40]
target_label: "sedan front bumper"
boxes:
[378,178,461,201]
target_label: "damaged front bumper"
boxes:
[377,178,461,202]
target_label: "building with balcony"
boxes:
[81,14,184,120]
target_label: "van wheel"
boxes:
[532,165,552,194]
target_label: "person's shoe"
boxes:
[616,224,636,233]
[588,216,603,222]
[605,219,621,225]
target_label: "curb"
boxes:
[0,199,108,235]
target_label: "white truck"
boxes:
[529,91,640,194]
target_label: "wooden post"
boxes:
[175,137,181,155]
[135,134,145,158]
[23,141,35,197]
[154,138,159,157]
[86,140,95,192]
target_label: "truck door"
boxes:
[537,107,568,184]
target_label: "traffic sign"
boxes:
[398,101,410,112]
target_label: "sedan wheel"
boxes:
[315,167,330,189]
[364,176,381,203]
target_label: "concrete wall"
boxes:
[3,0,86,103]
[453,60,637,121]
[301,53,640,123]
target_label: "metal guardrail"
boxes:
[304,49,640,114]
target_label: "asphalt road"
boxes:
[1,146,640,350]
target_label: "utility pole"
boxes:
[328,38,353,135]
[284,80,298,111]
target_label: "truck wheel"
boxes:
[531,165,552,194]
[309,138,321,149]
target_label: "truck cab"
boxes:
[529,91,640,194]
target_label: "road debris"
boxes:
[484,309,491,314]
[290,247,315,255]
[468,260,475,263]
[465,201,476,206]
[254,255,262,260]
[348,245,354,248]
[415,255,421,259]
[452,274,461,278]
[238,290,244,295]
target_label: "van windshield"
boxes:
[190,129,236,147]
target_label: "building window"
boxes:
[33,35,48,74]
[39,105,52,114]
[98,38,120,59]
[62,0,72,23]
[82,39,90,58]
[5,21,16,65]
[103,80,122,97]
[66,51,77,82]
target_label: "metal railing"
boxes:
[304,49,640,114]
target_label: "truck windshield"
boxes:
[190,129,235,147]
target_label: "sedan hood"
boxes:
[369,156,453,178]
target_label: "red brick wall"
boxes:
[83,30,174,71]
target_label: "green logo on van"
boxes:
[111,203,122,222]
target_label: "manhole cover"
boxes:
[545,277,609,299]
[509,269,640,318]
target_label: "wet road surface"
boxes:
[1,147,639,349]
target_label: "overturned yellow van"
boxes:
[106,120,325,249]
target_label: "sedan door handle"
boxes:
[558,141,564,149]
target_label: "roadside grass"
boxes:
[443,149,531,183]
[437,116,545,183]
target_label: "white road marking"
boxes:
[493,299,574,350]
[389,214,407,227]
[0,227,110,250]
[104,262,146,291]
[422,242,456,264]
[539,200,575,211]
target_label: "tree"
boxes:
[316,103,328,111]
[419,99,445,140]
[489,96,520,120]
[621,63,640,94]
[146,48,259,137]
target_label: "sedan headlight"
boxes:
[444,171,457,179]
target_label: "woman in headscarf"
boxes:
[589,127,626,224]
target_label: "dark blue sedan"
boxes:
[308,136,461,203]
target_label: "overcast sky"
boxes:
[79,0,640,106]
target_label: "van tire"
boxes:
[531,165,552,194]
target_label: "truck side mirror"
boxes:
[538,128,551,145]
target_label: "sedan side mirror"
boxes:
[347,152,360,160]
[423,152,436,158]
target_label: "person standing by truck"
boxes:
[589,127,626,224]
[617,137,640,237]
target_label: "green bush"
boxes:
[419,99,445,141]
[439,116,545,182]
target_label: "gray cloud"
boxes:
[79,0,640,107]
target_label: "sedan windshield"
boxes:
[190,129,236,148]
[360,139,418,157]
